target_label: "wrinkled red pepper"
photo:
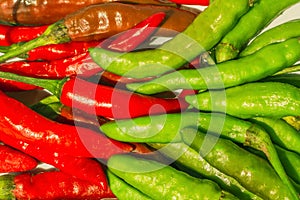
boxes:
[0,90,133,158]
[0,144,38,173]
[0,171,115,200]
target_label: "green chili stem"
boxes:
[0,21,70,63]
[0,71,66,97]
[0,175,15,200]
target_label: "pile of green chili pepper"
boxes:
[0,0,299,199]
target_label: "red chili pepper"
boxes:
[7,25,48,44]
[0,78,40,92]
[0,72,188,119]
[25,41,100,61]
[0,90,133,158]
[0,133,108,186]
[0,171,115,200]
[0,52,102,79]
[167,0,210,6]
[0,144,38,173]
[102,12,166,52]
[0,24,11,46]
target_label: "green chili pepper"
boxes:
[274,64,300,75]
[275,145,300,185]
[262,73,300,88]
[214,0,300,63]
[240,19,300,57]
[149,142,262,200]
[180,128,296,200]
[185,82,300,119]
[90,0,253,78]
[126,38,300,94]
[250,117,300,155]
[100,111,295,197]
[106,170,152,200]
[107,154,225,200]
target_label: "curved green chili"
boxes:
[180,128,295,200]
[214,0,300,63]
[240,19,300,57]
[90,0,252,78]
[149,142,263,199]
[263,73,300,88]
[185,82,300,119]
[275,145,300,185]
[283,116,300,131]
[126,38,300,94]
[106,170,152,200]
[251,117,300,155]
[100,111,295,196]
[107,154,225,200]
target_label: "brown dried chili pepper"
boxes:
[0,52,102,79]
[0,144,38,173]
[0,0,175,26]
[0,171,115,200]
[0,2,197,62]
[0,90,133,158]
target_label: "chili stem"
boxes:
[0,71,65,97]
[0,21,70,63]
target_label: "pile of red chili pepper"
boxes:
[0,0,300,199]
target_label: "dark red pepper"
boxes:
[0,171,115,200]
[0,52,102,79]
[0,90,133,158]
[0,144,38,173]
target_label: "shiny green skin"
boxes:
[90,0,252,78]
[106,170,152,200]
[215,0,300,63]
[107,154,223,200]
[149,142,262,200]
[275,145,300,185]
[240,19,300,57]
[251,117,300,155]
[100,111,293,196]
[180,128,295,200]
[185,82,300,119]
[127,38,300,94]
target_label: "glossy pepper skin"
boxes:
[106,170,152,200]
[185,82,300,119]
[126,38,300,94]
[0,171,115,200]
[107,154,226,200]
[99,111,295,197]
[214,0,300,63]
[251,117,300,155]
[0,2,196,63]
[0,72,188,119]
[149,143,262,200]
[0,90,133,159]
[0,0,174,25]
[0,144,38,173]
[240,19,300,57]
[90,0,253,79]
[0,78,40,92]
[181,128,295,200]
[0,52,102,79]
